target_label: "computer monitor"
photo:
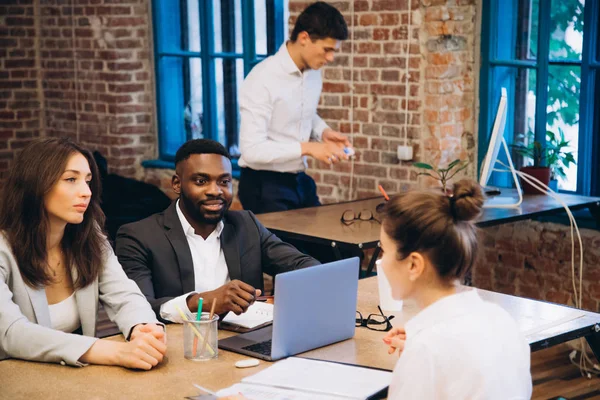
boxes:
[479,88,523,208]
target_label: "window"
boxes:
[479,0,600,195]
[151,0,286,161]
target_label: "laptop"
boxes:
[218,257,360,361]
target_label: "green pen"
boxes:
[196,297,204,320]
[193,297,203,357]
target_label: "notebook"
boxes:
[215,357,392,400]
[220,302,274,333]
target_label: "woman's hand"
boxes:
[80,332,167,370]
[382,327,406,356]
[218,395,249,400]
[130,323,166,344]
[115,333,167,370]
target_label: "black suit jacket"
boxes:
[115,201,319,317]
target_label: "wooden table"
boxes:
[257,192,600,276]
[2,278,600,399]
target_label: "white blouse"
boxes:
[48,293,81,333]
[389,289,532,400]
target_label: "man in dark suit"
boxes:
[116,139,319,322]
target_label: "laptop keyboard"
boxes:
[241,339,272,355]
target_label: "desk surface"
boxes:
[2,278,599,399]
[256,192,600,246]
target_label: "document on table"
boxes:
[215,357,392,400]
[216,383,347,400]
[220,301,273,331]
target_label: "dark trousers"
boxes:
[238,167,361,265]
[238,167,320,214]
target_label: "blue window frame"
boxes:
[480,0,600,195]
[150,0,285,164]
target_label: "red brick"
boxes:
[380,14,400,25]
[382,126,401,137]
[371,84,405,96]
[348,56,366,68]
[372,0,409,11]
[317,186,333,196]
[339,122,359,134]
[354,1,369,12]
[352,136,369,148]
[358,14,378,26]
[360,70,379,82]
[323,173,340,185]
[318,109,349,120]
[361,150,380,163]
[361,124,380,136]
[390,168,408,180]
[381,70,400,81]
[380,98,399,111]
[370,57,406,68]
[322,82,350,93]
[373,28,390,41]
[358,177,376,190]
[356,43,381,54]
[5,17,34,26]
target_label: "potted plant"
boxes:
[511,130,576,194]
[413,159,469,194]
[545,129,576,191]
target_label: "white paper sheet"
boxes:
[235,357,392,399]
[216,383,349,400]
[221,301,273,329]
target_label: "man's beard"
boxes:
[181,192,229,225]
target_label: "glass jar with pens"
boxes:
[178,298,219,361]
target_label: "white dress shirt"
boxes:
[238,43,330,173]
[48,292,81,333]
[389,289,532,400]
[159,200,229,323]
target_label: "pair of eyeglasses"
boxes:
[356,306,394,332]
[341,209,380,226]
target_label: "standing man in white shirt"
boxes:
[116,139,319,322]
[238,1,353,214]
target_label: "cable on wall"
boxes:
[494,161,597,378]
[347,0,355,201]
[403,0,413,148]
[71,0,80,143]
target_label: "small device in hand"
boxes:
[343,147,355,157]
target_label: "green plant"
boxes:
[511,129,576,180]
[413,159,469,193]
[546,129,576,180]
[511,133,546,167]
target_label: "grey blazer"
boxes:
[0,233,160,367]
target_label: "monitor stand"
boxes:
[483,137,523,209]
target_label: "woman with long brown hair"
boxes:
[381,180,532,399]
[0,137,166,369]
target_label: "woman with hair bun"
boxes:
[381,179,532,399]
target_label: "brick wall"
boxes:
[0,0,42,179]
[475,221,600,312]
[0,0,155,182]
[41,1,156,178]
[289,0,477,203]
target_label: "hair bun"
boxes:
[451,179,484,222]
